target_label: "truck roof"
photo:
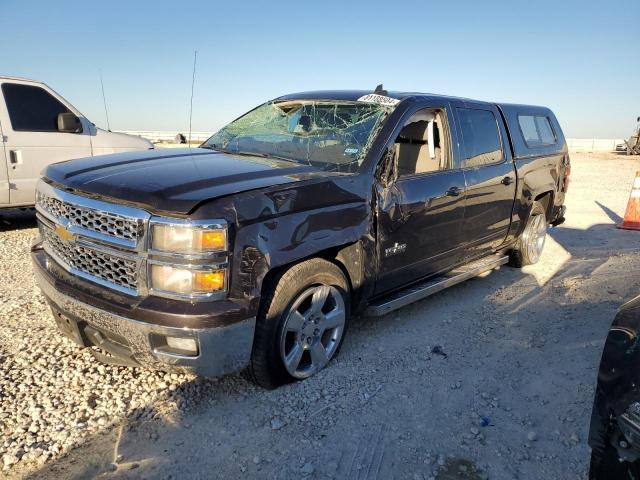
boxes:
[275,90,553,114]
[0,75,43,83]
[276,89,478,104]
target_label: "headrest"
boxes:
[399,111,436,142]
[400,120,429,141]
[412,111,436,123]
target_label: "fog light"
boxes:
[166,336,198,354]
[151,333,200,357]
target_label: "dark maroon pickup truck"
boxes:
[31,87,570,388]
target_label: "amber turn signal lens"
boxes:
[193,270,225,292]
[200,230,226,251]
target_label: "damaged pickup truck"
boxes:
[32,88,570,388]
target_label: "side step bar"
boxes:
[365,255,509,317]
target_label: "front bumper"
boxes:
[32,248,256,378]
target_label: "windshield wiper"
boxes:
[247,151,306,164]
[200,144,319,168]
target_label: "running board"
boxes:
[365,255,509,317]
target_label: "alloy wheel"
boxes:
[279,285,346,379]
[523,213,547,264]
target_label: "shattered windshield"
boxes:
[202,100,392,172]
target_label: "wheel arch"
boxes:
[533,190,554,220]
[259,242,365,311]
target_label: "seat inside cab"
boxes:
[395,109,448,176]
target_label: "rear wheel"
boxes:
[247,258,349,389]
[510,201,548,267]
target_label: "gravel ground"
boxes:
[1,152,640,480]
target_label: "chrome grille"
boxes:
[35,182,151,296]
[37,190,140,242]
[41,225,139,292]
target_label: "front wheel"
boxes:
[510,201,548,267]
[247,258,349,389]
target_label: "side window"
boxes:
[1,83,71,132]
[395,108,450,177]
[518,115,556,147]
[457,108,503,168]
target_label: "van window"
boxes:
[1,83,71,132]
[457,108,503,168]
[394,108,450,177]
[518,115,556,146]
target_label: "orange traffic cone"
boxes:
[618,171,640,230]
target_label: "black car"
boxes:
[589,295,640,478]
[31,87,570,388]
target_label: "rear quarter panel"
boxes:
[499,104,568,241]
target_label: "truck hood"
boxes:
[44,148,326,214]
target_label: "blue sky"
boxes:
[2,0,638,138]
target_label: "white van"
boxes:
[0,76,152,208]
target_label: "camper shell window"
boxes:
[518,115,557,147]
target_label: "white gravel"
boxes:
[1,152,640,479]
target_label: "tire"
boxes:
[247,258,350,389]
[510,201,548,268]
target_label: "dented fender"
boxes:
[194,174,378,315]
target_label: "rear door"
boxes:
[375,101,467,294]
[452,102,517,259]
[0,80,92,206]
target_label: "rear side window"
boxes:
[518,115,556,147]
[1,83,71,132]
[457,108,503,168]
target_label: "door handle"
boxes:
[446,186,462,197]
[9,150,23,167]
[501,176,514,186]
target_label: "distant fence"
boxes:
[566,138,624,152]
[119,131,626,152]
[118,131,212,143]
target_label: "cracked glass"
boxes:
[202,100,393,173]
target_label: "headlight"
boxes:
[151,221,227,254]
[150,264,226,297]
[148,218,229,300]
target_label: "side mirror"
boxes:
[57,112,82,133]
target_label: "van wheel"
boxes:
[510,201,548,267]
[247,258,350,389]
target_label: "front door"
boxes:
[0,80,92,206]
[375,104,467,294]
[453,103,517,259]
[0,120,9,204]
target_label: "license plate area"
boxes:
[52,309,85,347]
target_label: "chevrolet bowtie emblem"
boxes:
[55,224,75,242]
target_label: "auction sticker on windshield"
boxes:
[357,94,400,106]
